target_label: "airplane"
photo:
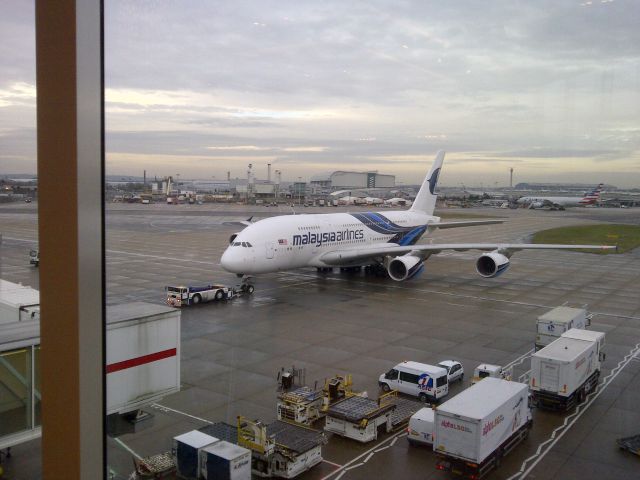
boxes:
[221,152,615,283]
[516,184,603,210]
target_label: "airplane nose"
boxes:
[221,247,244,273]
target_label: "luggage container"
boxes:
[199,440,251,480]
[173,430,219,479]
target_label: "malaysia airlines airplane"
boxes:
[221,152,614,282]
[516,184,604,210]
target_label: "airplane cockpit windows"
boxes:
[232,242,253,248]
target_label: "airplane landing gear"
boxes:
[238,275,255,294]
[364,264,387,277]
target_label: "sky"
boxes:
[1,0,640,187]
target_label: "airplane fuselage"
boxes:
[221,210,438,274]
[517,196,596,207]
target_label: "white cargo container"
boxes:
[561,328,605,350]
[173,430,219,479]
[434,378,531,479]
[536,306,589,350]
[0,280,40,325]
[106,302,181,415]
[530,329,604,411]
[199,440,251,480]
[407,407,435,446]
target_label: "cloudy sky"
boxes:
[1,0,640,186]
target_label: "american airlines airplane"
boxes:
[516,184,603,210]
[221,152,614,283]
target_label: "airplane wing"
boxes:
[320,242,616,265]
[429,219,504,229]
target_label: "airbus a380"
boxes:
[221,151,614,282]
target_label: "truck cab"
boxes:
[471,364,512,384]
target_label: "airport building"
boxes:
[310,171,395,192]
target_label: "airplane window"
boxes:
[241,242,247,247]
[246,242,253,247]
[233,242,241,246]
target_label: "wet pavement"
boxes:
[1,203,639,479]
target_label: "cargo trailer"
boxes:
[0,280,40,325]
[106,302,181,415]
[434,378,531,479]
[535,306,589,351]
[530,329,604,411]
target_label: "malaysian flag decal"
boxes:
[278,239,288,245]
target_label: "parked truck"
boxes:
[536,306,589,350]
[434,378,532,479]
[530,328,605,411]
[0,279,40,324]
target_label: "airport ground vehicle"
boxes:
[536,306,589,350]
[29,249,39,267]
[166,282,253,307]
[379,361,449,403]
[407,407,435,446]
[471,364,512,384]
[0,279,40,324]
[437,360,464,383]
[530,329,605,411]
[434,378,532,479]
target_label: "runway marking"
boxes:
[506,341,640,480]
[113,437,142,460]
[320,432,407,480]
[150,403,214,425]
[281,271,640,322]
[322,459,343,468]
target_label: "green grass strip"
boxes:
[532,224,640,254]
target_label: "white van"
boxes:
[407,407,435,446]
[379,361,449,402]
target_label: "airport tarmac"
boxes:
[1,203,639,479]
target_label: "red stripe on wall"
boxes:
[106,348,177,374]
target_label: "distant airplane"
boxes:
[383,197,412,207]
[516,184,603,210]
[221,152,615,283]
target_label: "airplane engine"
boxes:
[229,232,241,244]
[387,255,424,281]
[476,252,510,278]
[529,201,543,209]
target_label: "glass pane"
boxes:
[0,348,32,437]
[1,1,40,478]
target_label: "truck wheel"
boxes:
[215,290,224,300]
[381,383,391,393]
[419,393,428,403]
[247,285,255,294]
[192,294,202,305]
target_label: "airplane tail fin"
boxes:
[581,183,603,204]
[409,150,445,215]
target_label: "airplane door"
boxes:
[265,241,275,259]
